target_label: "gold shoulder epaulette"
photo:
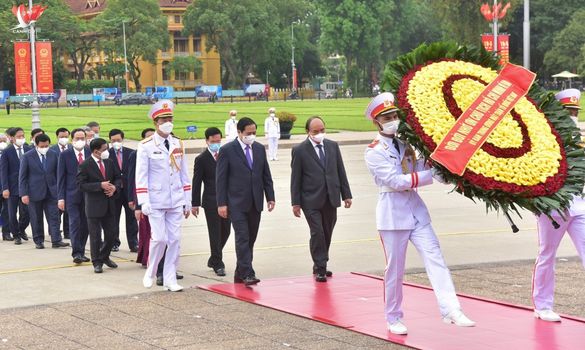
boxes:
[141,136,153,144]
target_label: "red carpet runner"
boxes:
[198,272,585,349]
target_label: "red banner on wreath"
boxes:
[481,34,510,65]
[431,63,536,175]
[35,42,54,94]
[14,42,32,95]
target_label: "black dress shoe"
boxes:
[35,243,45,249]
[52,241,70,248]
[315,274,327,282]
[176,273,184,280]
[2,236,14,241]
[73,256,83,264]
[129,246,138,253]
[104,259,118,268]
[313,270,333,277]
[215,268,226,277]
[20,233,28,241]
[234,276,244,284]
[111,245,119,252]
[94,264,103,273]
[14,237,22,245]
[81,256,90,263]
[243,276,260,286]
[156,275,163,286]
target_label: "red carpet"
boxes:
[198,272,585,350]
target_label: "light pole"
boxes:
[122,20,129,93]
[523,0,530,69]
[291,20,300,92]
[29,0,40,129]
[492,0,498,55]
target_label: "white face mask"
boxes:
[0,142,7,151]
[310,132,326,144]
[37,147,49,156]
[231,116,236,120]
[159,122,174,134]
[571,116,579,126]
[73,140,85,150]
[380,120,400,135]
[112,142,123,151]
[15,138,25,147]
[93,133,100,139]
[58,138,69,146]
[242,134,256,145]
[270,113,276,118]
[100,150,110,160]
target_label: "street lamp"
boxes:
[29,0,40,129]
[291,20,301,91]
[523,0,530,69]
[122,20,129,93]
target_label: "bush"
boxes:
[62,79,124,94]
[276,111,297,123]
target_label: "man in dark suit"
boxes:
[216,117,275,286]
[1,127,30,245]
[291,116,352,282]
[192,127,231,277]
[0,132,12,240]
[58,128,91,264]
[108,128,138,252]
[77,138,121,273]
[51,127,72,240]
[19,134,69,249]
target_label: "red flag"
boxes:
[14,42,32,95]
[35,42,53,94]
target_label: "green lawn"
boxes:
[0,98,375,140]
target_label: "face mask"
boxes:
[37,147,49,156]
[270,113,276,118]
[380,120,400,135]
[159,122,174,134]
[112,142,123,151]
[15,138,25,147]
[86,139,92,146]
[209,143,221,153]
[571,116,579,126]
[0,142,7,151]
[73,140,85,150]
[58,138,69,146]
[100,150,110,160]
[242,134,256,145]
[310,133,326,144]
[231,116,236,120]
[93,133,100,139]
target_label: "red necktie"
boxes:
[61,145,66,152]
[117,150,122,169]
[77,152,83,165]
[213,152,218,161]
[98,160,106,179]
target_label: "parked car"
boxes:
[115,94,153,105]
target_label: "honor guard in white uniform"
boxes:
[532,89,585,322]
[264,107,280,160]
[136,100,192,292]
[364,92,475,335]
[225,110,238,141]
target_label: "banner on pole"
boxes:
[481,34,511,65]
[14,42,32,95]
[430,64,536,175]
[35,42,53,94]
[292,67,298,90]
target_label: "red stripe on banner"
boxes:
[35,42,53,94]
[430,64,536,175]
[14,42,32,95]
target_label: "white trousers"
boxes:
[533,214,585,310]
[144,207,183,286]
[379,223,460,322]
[267,137,279,160]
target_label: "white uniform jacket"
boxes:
[225,118,238,140]
[135,132,191,210]
[365,134,433,231]
[264,116,280,138]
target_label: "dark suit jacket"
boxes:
[108,146,134,193]
[0,144,32,196]
[50,144,72,155]
[291,138,352,209]
[192,149,220,209]
[19,149,58,201]
[216,139,275,212]
[77,157,121,218]
[58,147,91,204]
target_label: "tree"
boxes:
[167,56,203,90]
[183,0,312,87]
[97,0,169,91]
[543,9,585,76]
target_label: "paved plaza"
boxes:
[0,134,583,349]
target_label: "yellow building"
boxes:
[65,0,221,90]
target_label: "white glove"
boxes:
[431,168,446,184]
[183,202,192,214]
[141,202,152,216]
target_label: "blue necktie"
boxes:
[245,145,253,169]
[41,154,46,170]
[317,144,326,167]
